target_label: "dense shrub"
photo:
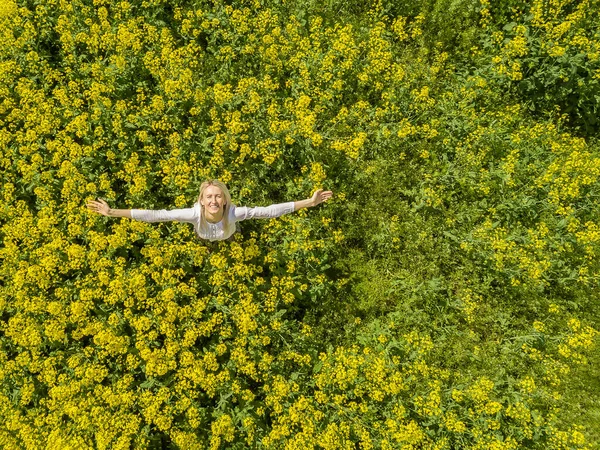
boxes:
[0,0,598,448]
[476,0,600,135]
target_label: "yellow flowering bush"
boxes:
[1,0,599,448]
[479,0,600,134]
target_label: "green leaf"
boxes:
[313,361,323,374]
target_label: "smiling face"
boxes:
[201,185,225,218]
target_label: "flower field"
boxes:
[1,0,599,448]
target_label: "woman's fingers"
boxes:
[320,190,333,201]
[86,199,109,214]
[312,190,333,205]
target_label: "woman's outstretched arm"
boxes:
[294,189,333,211]
[87,198,131,218]
[87,198,198,223]
[234,189,334,222]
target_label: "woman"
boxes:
[86,180,333,242]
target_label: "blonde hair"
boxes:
[197,180,233,236]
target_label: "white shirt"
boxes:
[130,201,295,241]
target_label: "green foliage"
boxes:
[476,0,600,135]
[0,0,599,448]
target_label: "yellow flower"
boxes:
[532,321,545,333]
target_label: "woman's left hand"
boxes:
[311,189,333,206]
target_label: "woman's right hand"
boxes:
[87,198,111,216]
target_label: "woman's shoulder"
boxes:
[229,203,242,220]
